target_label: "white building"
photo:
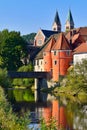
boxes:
[73,42,87,65]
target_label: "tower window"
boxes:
[54,51,57,55]
[53,28,56,31]
[43,52,46,56]
[66,27,69,29]
[66,51,71,56]
[54,60,57,65]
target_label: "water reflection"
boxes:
[34,90,87,130]
[35,91,73,130]
[8,89,87,130]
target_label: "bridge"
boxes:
[8,71,50,79]
[8,71,51,90]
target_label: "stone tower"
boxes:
[65,9,74,32]
[52,11,61,32]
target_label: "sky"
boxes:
[0,0,87,35]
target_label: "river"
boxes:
[7,89,87,130]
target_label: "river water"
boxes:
[7,89,87,130]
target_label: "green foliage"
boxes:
[13,89,34,102]
[13,63,34,88]
[62,59,87,94]
[0,68,11,88]
[40,118,58,130]
[0,86,29,130]
[0,29,27,71]
[22,33,36,44]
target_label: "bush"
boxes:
[0,68,11,88]
[0,86,29,130]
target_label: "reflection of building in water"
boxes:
[41,100,73,130]
[35,91,73,129]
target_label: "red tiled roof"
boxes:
[44,37,56,51]
[72,33,80,44]
[65,27,87,41]
[74,42,87,53]
[77,27,87,35]
[72,33,85,44]
[52,33,71,50]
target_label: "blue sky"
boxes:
[0,0,87,35]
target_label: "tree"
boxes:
[64,59,87,94]
[0,29,27,71]
[22,33,36,44]
[0,68,11,88]
[12,63,34,88]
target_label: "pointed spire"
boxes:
[54,11,61,26]
[52,11,61,32]
[67,9,74,25]
[65,9,74,31]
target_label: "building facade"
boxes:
[34,9,87,82]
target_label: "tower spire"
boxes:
[52,11,61,32]
[65,9,74,32]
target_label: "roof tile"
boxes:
[74,42,87,53]
[52,33,71,50]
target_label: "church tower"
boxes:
[52,11,61,32]
[65,9,74,32]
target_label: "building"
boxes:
[34,10,62,47]
[34,29,58,47]
[35,33,72,81]
[52,11,61,32]
[65,9,74,32]
[34,9,87,82]
[34,10,74,48]
[73,42,87,64]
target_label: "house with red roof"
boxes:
[35,33,72,81]
[34,9,87,82]
[73,42,87,65]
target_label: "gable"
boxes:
[52,33,71,50]
[34,29,46,46]
[35,29,45,40]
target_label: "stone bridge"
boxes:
[8,71,51,90]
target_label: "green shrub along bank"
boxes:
[0,68,11,88]
[54,59,87,102]
[0,86,29,130]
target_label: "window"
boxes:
[37,60,39,65]
[53,28,56,31]
[54,51,57,55]
[66,27,69,29]
[43,52,46,56]
[41,61,42,65]
[45,61,47,64]
[54,60,57,65]
[38,40,42,45]
[66,51,71,56]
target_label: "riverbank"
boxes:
[41,86,87,104]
